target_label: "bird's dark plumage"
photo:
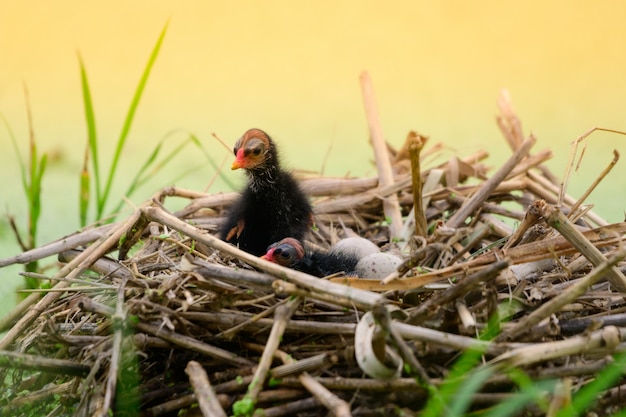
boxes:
[219,129,313,256]
[261,238,360,277]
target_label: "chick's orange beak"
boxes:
[231,148,246,170]
[261,248,276,262]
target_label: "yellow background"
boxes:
[1,1,625,289]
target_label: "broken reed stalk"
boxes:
[496,246,626,342]
[0,350,90,377]
[406,259,511,325]
[409,131,428,239]
[491,326,623,368]
[268,347,351,417]
[538,201,626,292]
[185,361,228,417]
[446,135,536,229]
[97,278,128,417]
[359,71,403,238]
[240,297,302,409]
[559,127,626,207]
[568,149,619,218]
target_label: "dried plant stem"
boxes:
[497,89,525,150]
[332,221,626,291]
[243,297,302,410]
[496,247,626,342]
[0,224,115,268]
[406,259,510,325]
[96,279,128,417]
[446,135,536,229]
[409,132,428,239]
[0,350,90,376]
[539,202,626,292]
[272,347,352,417]
[491,326,623,368]
[360,71,403,238]
[569,150,619,217]
[78,297,252,367]
[185,360,228,417]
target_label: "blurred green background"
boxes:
[1,1,625,318]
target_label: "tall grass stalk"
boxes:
[79,23,169,226]
[2,86,48,289]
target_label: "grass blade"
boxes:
[99,22,169,219]
[1,114,28,194]
[78,53,101,212]
[79,145,91,227]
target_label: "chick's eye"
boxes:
[251,147,262,156]
[233,147,238,156]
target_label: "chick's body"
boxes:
[262,238,362,277]
[220,129,312,256]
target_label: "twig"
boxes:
[360,71,403,238]
[568,149,619,218]
[538,202,626,292]
[0,350,90,376]
[186,360,228,417]
[408,132,428,239]
[496,247,626,341]
[446,135,536,229]
[239,297,302,412]
[405,259,511,325]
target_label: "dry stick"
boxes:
[490,326,623,368]
[0,207,143,350]
[497,88,525,151]
[0,223,115,267]
[0,350,90,376]
[271,347,352,417]
[502,199,544,250]
[569,149,620,218]
[405,259,511,325]
[372,304,430,385]
[359,71,403,238]
[185,360,228,417]
[446,135,536,229]
[142,206,385,310]
[77,297,252,367]
[243,297,303,411]
[559,127,626,207]
[96,278,128,417]
[332,222,626,291]
[409,132,428,239]
[496,247,626,342]
[539,202,626,292]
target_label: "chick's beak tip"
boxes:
[231,148,245,170]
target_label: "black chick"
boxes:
[219,129,313,256]
[261,238,360,277]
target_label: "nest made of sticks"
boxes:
[1,89,626,417]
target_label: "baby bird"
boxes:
[261,238,362,277]
[219,129,313,256]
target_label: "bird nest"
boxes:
[1,90,626,417]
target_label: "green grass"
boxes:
[79,22,168,226]
[2,86,48,289]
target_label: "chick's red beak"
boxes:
[260,247,277,263]
[231,148,246,170]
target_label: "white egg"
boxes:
[329,237,380,259]
[355,252,402,279]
